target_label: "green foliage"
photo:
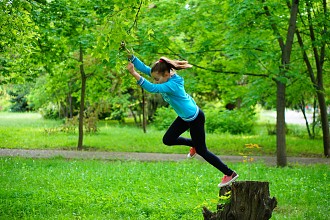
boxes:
[38,104,60,120]
[152,103,256,135]
[7,84,33,112]
[84,111,99,133]
[0,0,39,84]
[8,91,29,112]
[152,106,177,130]
[43,115,98,135]
[0,87,11,111]
[104,94,132,123]
[2,0,328,127]
[1,0,329,153]
[61,117,79,133]
[205,106,256,135]
[20,0,146,127]
[218,191,231,208]
[266,122,289,136]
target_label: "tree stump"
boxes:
[203,181,277,220]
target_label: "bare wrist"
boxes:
[132,71,141,81]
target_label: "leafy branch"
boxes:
[150,35,269,77]
[189,63,269,77]
[127,0,143,33]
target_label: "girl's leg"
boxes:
[189,110,233,176]
[162,116,193,146]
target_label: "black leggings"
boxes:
[162,109,233,176]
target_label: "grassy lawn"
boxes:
[1,157,329,219]
[0,112,325,157]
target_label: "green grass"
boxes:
[0,112,328,219]
[0,112,325,157]
[0,157,329,219]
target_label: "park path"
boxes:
[0,149,328,165]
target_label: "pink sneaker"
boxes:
[218,171,239,187]
[187,147,196,158]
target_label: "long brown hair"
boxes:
[151,57,192,75]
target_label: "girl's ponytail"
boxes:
[151,57,192,74]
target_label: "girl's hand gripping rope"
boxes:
[126,62,141,81]
[119,41,133,61]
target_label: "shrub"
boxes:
[39,104,60,120]
[152,107,177,130]
[266,122,289,135]
[8,89,31,112]
[152,105,256,134]
[61,117,78,133]
[205,107,256,134]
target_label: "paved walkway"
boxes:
[0,149,328,165]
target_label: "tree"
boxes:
[202,0,327,163]
[294,0,330,156]
[262,0,300,166]
[7,84,32,112]
[123,0,328,160]
[3,0,328,157]
[28,0,144,149]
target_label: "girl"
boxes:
[126,55,238,187]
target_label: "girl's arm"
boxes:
[130,55,151,77]
[137,77,175,94]
[127,63,141,81]
[127,63,174,94]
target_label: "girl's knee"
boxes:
[195,147,207,155]
[162,136,172,146]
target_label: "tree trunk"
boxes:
[78,44,86,151]
[265,0,299,166]
[276,81,287,166]
[298,99,312,139]
[67,81,73,118]
[203,181,277,220]
[312,99,317,137]
[142,88,147,133]
[278,0,299,166]
[129,106,139,126]
[277,0,299,167]
[317,91,330,157]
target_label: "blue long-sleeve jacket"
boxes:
[131,55,199,122]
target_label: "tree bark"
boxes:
[78,44,86,151]
[317,92,330,156]
[298,99,313,139]
[203,181,277,220]
[142,88,147,133]
[278,0,299,166]
[264,0,299,166]
[276,81,287,166]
